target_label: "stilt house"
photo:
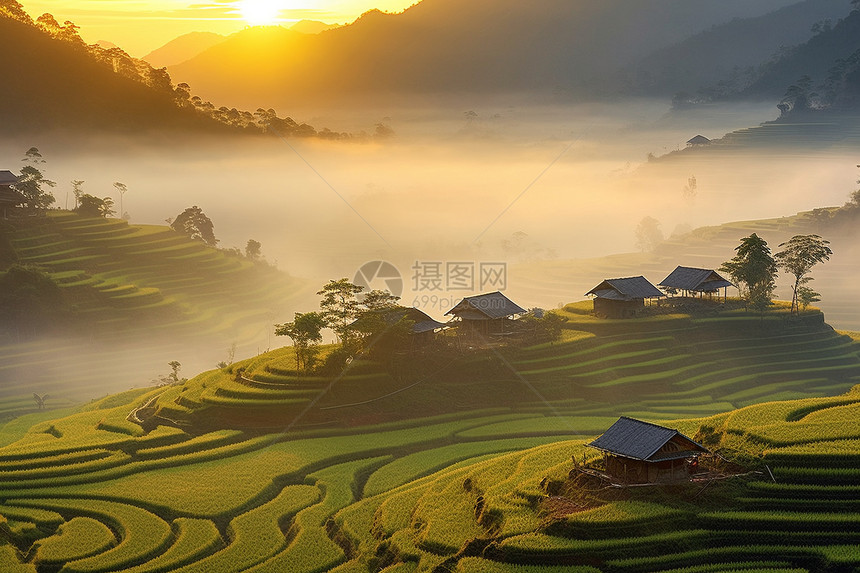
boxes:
[587,417,709,484]
[445,291,526,337]
[585,276,663,319]
[0,170,22,219]
[659,266,734,300]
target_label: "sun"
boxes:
[237,0,284,26]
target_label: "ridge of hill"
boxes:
[142,32,226,69]
[145,306,860,432]
[629,0,853,97]
[168,0,799,108]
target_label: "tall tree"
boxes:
[275,311,326,374]
[720,233,777,308]
[13,147,56,212]
[317,278,364,343]
[775,234,832,314]
[245,239,262,260]
[113,182,128,220]
[634,216,663,252]
[170,206,217,247]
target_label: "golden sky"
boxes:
[21,0,418,56]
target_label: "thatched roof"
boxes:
[0,171,23,205]
[587,417,708,462]
[659,266,734,293]
[445,291,526,320]
[356,306,446,334]
[585,277,663,301]
[0,170,19,186]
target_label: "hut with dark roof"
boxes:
[686,135,711,146]
[587,417,709,484]
[445,291,526,337]
[659,266,734,300]
[0,170,22,219]
[352,306,447,346]
[585,276,663,319]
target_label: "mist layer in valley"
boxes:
[2,99,859,403]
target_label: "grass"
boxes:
[0,300,858,571]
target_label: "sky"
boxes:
[21,0,418,56]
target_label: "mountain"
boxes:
[289,19,340,34]
[0,11,225,134]
[168,0,800,109]
[629,0,853,97]
[142,31,226,69]
[743,7,860,105]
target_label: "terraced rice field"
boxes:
[1,310,859,572]
[0,382,858,571]
[0,212,313,408]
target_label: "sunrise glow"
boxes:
[237,0,284,26]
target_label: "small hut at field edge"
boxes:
[585,276,663,319]
[586,417,709,485]
[659,266,734,300]
[0,170,22,219]
[445,291,526,337]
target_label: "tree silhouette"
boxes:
[13,148,56,212]
[170,206,218,247]
[775,234,832,314]
[720,233,777,308]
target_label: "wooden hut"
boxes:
[686,135,711,147]
[659,266,734,300]
[353,306,446,346]
[445,291,526,337]
[587,417,709,485]
[585,276,663,319]
[0,170,22,219]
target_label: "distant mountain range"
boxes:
[143,32,226,69]
[143,21,340,70]
[167,0,804,108]
[629,0,852,97]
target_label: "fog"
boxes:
[3,98,859,400]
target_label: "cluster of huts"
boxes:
[403,266,735,343]
[586,266,734,319]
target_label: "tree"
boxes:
[113,182,128,220]
[71,180,85,209]
[170,206,218,247]
[99,196,116,218]
[245,239,262,260]
[720,233,777,307]
[167,361,186,384]
[275,312,326,374]
[317,279,364,343]
[634,216,664,252]
[360,289,400,310]
[775,234,832,314]
[75,194,113,218]
[13,147,56,212]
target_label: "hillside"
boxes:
[143,308,860,431]
[0,211,312,409]
[742,7,860,105]
[0,326,857,571]
[628,0,853,97]
[0,11,224,135]
[142,32,226,69]
[168,0,799,108]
